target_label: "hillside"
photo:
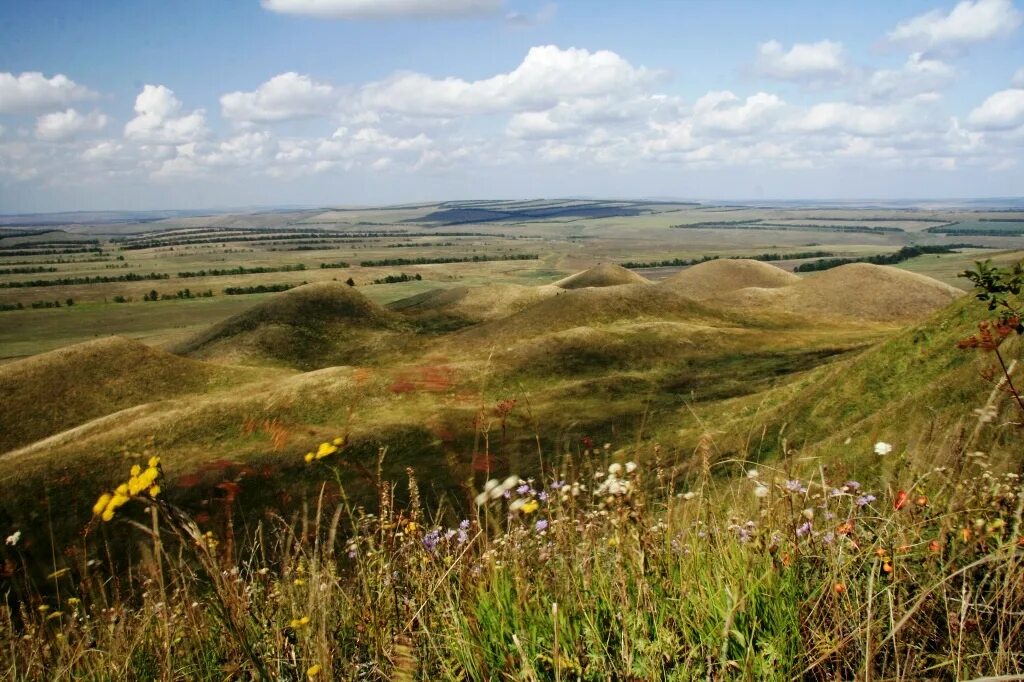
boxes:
[387,283,559,329]
[553,263,651,289]
[659,258,799,299]
[719,263,963,322]
[0,336,261,453]
[175,282,410,369]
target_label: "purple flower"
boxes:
[844,480,861,491]
[822,532,835,545]
[535,519,548,533]
[456,530,468,545]
[785,480,807,494]
[516,484,531,495]
[549,480,565,490]
[538,491,548,502]
[855,494,876,507]
[422,529,441,553]
[796,522,812,537]
[459,519,470,530]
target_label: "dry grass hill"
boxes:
[719,263,963,322]
[659,258,799,299]
[553,263,651,289]
[174,282,411,369]
[0,336,263,453]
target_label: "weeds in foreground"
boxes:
[1,432,1022,681]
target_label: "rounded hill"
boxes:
[176,282,405,369]
[553,263,651,290]
[720,263,963,322]
[659,259,799,300]
[0,336,256,454]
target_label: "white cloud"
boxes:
[692,91,786,135]
[755,40,849,85]
[863,53,957,101]
[221,72,338,123]
[0,72,96,114]
[356,45,659,117]
[968,88,1024,130]
[261,0,501,19]
[790,102,920,137]
[35,108,108,141]
[124,85,207,144]
[886,0,1022,52]
[81,141,124,162]
[1013,66,1024,87]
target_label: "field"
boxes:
[1,200,1023,680]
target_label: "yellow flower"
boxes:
[66,598,80,606]
[521,499,539,514]
[130,464,141,477]
[115,483,129,496]
[148,456,160,468]
[332,437,343,446]
[307,664,322,678]
[304,452,314,464]
[315,442,338,459]
[101,508,115,522]
[148,485,161,498]
[37,604,49,612]
[293,578,305,586]
[289,615,311,628]
[405,522,418,533]
[92,493,112,516]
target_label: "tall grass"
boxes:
[1,421,1022,681]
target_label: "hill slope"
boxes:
[553,263,651,289]
[659,259,799,299]
[0,336,260,453]
[175,282,409,369]
[720,263,963,322]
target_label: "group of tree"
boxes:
[359,254,537,267]
[177,264,306,278]
[622,251,835,269]
[142,289,214,301]
[794,244,979,272]
[372,273,422,284]
[0,272,169,288]
[223,283,301,295]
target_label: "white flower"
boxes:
[802,508,815,521]
[753,485,770,499]
[682,492,696,501]
[625,461,637,474]
[874,442,893,456]
[5,531,20,546]
[746,468,759,479]
[608,463,623,476]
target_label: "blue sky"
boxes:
[1,0,1023,212]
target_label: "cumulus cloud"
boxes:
[221,72,338,123]
[754,40,849,85]
[35,108,108,141]
[968,88,1024,130]
[789,101,921,137]
[692,91,786,135]
[0,72,96,114]
[124,85,207,144]
[886,0,1022,52]
[862,53,957,101]
[356,45,659,117]
[261,0,501,19]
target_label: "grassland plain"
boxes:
[1,201,1024,679]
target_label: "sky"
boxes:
[1,0,1024,212]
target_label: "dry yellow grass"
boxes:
[719,263,964,322]
[659,258,799,300]
[552,263,651,289]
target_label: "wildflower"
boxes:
[882,560,893,574]
[37,605,49,613]
[332,437,343,445]
[683,491,696,501]
[915,495,928,507]
[516,484,531,495]
[521,499,539,514]
[625,461,637,474]
[535,519,548,533]
[796,522,812,537]
[289,615,311,628]
[785,480,807,494]
[148,485,161,498]
[608,463,623,476]
[307,664,322,678]
[5,530,21,547]
[304,453,314,464]
[315,442,337,460]
[802,508,815,521]
[929,540,941,553]
[894,490,908,510]
[822,531,835,545]
[405,522,418,533]
[293,578,305,586]
[422,529,440,553]
[746,468,759,479]
[130,464,141,477]
[874,442,893,456]
[844,480,861,491]
[66,597,80,606]
[147,456,161,468]
[753,485,770,499]
[834,582,846,594]
[855,494,876,507]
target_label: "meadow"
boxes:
[1,200,1023,680]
